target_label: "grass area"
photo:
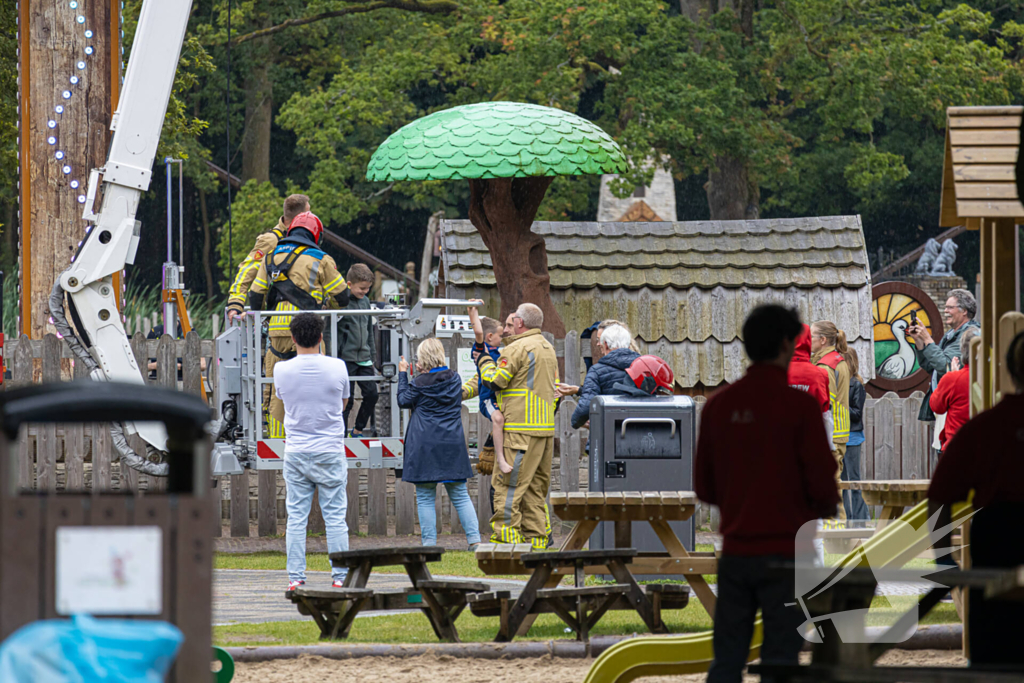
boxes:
[214,596,958,647]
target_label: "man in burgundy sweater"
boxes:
[696,305,839,683]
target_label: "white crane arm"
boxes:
[55,0,195,454]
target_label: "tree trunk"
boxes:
[705,155,760,220]
[199,188,215,296]
[241,59,273,183]
[467,177,565,338]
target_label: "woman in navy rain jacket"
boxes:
[397,338,480,549]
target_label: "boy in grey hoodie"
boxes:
[339,264,377,436]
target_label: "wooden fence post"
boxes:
[13,336,34,490]
[875,393,900,480]
[560,332,581,499]
[901,392,928,480]
[65,359,88,492]
[37,335,60,493]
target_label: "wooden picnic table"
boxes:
[467,548,688,642]
[839,480,931,533]
[285,546,488,642]
[549,491,718,619]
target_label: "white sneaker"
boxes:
[287,579,305,592]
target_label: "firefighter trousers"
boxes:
[264,335,295,438]
[490,435,553,547]
[833,443,847,523]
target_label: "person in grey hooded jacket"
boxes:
[906,288,979,421]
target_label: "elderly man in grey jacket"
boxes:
[906,288,980,421]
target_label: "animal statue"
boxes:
[915,239,941,274]
[878,319,917,380]
[930,240,958,277]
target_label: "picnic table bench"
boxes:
[468,548,689,642]
[549,491,718,618]
[840,480,931,533]
[286,546,489,642]
[749,565,1024,683]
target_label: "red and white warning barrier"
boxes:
[255,437,404,470]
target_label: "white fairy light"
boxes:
[84,30,93,38]
[62,90,72,99]
[70,1,78,7]
[47,136,56,145]
[55,151,64,160]
[55,105,64,114]
[85,46,94,55]
[70,180,80,189]
[78,195,86,203]
[77,61,86,69]
[70,76,79,85]
[62,165,71,174]
[47,120,56,128]
[77,16,85,24]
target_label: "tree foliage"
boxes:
[1,0,1022,294]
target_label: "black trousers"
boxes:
[343,361,379,432]
[967,502,1024,668]
[708,554,806,683]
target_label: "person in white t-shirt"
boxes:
[274,312,351,590]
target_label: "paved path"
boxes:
[213,570,932,626]
[214,569,527,626]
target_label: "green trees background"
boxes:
[1,0,1022,304]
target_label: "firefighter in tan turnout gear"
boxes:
[225,193,311,319]
[477,303,559,548]
[248,211,350,437]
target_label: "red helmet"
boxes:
[288,211,323,244]
[625,355,675,395]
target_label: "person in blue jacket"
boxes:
[397,337,481,549]
[563,324,640,429]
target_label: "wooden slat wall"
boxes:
[945,107,1024,222]
[5,333,937,538]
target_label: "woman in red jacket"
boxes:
[929,327,978,452]
[928,330,1024,667]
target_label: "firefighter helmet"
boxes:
[625,355,675,395]
[288,211,324,244]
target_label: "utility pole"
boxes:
[18,0,121,338]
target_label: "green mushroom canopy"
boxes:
[366,101,627,181]
[367,101,628,337]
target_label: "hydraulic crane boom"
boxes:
[52,0,194,460]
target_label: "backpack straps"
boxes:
[266,246,321,310]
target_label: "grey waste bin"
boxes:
[587,395,696,569]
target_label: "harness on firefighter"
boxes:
[261,243,320,312]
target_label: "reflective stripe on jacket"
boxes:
[477,329,558,436]
[249,244,347,336]
[814,348,851,443]
[227,220,285,312]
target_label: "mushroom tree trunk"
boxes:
[467,177,565,338]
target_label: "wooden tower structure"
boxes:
[939,106,1024,412]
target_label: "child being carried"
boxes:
[461,301,511,475]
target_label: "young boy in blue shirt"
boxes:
[462,301,511,474]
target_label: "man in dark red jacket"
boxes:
[696,305,839,683]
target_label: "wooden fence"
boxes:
[4,331,936,539]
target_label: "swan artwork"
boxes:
[878,319,916,379]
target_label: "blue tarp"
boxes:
[0,615,182,682]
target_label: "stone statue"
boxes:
[930,240,958,277]
[915,238,941,274]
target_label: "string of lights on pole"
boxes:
[46,1,96,205]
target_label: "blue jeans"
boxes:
[414,482,481,548]
[840,443,869,522]
[284,451,349,582]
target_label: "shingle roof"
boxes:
[441,216,875,385]
[443,216,869,290]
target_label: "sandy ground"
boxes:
[232,649,966,683]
